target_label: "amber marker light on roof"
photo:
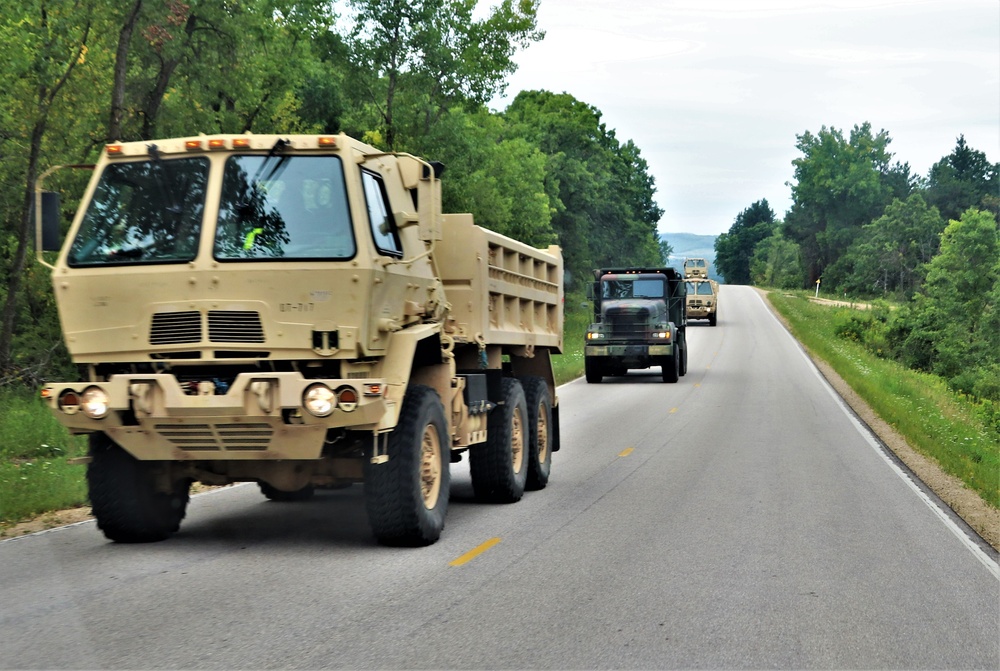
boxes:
[185,140,203,150]
[318,136,337,147]
[233,138,251,148]
[208,138,227,150]
[105,144,123,155]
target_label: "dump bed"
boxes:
[435,213,563,351]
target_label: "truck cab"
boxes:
[685,278,719,326]
[584,267,687,383]
[683,257,709,279]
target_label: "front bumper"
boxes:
[41,372,391,460]
[585,343,672,357]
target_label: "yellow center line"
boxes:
[670,407,678,414]
[449,537,502,567]
[618,447,634,457]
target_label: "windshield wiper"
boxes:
[248,138,291,195]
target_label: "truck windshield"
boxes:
[215,155,355,260]
[602,278,664,299]
[67,157,209,266]
[687,281,714,296]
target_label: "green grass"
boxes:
[767,292,999,509]
[0,388,89,526]
[552,291,590,385]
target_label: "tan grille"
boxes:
[150,311,202,345]
[155,423,273,451]
[208,311,265,343]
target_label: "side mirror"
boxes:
[36,191,62,252]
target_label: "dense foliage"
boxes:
[0,0,667,385]
[714,128,999,408]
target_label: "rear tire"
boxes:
[661,346,680,383]
[585,357,603,383]
[519,376,552,491]
[471,378,528,502]
[679,343,688,376]
[364,385,450,546]
[87,433,190,543]
[259,483,315,502]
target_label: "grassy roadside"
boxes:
[0,389,89,529]
[765,291,999,510]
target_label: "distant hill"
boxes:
[660,232,724,283]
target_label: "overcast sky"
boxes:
[490,0,1000,237]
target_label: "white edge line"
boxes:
[752,290,1000,580]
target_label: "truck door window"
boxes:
[67,157,209,266]
[361,170,402,257]
[215,155,355,260]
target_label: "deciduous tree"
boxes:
[783,123,911,286]
[714,199,776,284]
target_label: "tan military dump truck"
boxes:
[35,133,563,547]
[683,257,709,279]
[685,278,719,326]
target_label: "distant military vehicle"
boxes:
[35,132,563,547]
[686,278,719,326]
[584,268,687,383]
[683,257,709,279]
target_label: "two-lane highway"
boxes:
[2,285,997,669]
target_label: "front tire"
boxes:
[519,376,553,491]
[585,357,603,383]
[364,385,450,546]
[87,433,190,543]
[661,346,680,383]
[471,378,528,502]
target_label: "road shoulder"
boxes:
[756,287,999,552]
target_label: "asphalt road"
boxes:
[2,285,998,669]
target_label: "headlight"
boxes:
[586,332,604,340]
[652,331,670,339]
[303,384,336,417]
[81,386,110,419]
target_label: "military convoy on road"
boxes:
[584,267,688,383]
[682,258,719,326]
[36,132,563,547]
[685,278,719,326]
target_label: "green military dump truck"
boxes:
[584,268,687,384]
[35,132,563,547]
[685,278,719,326]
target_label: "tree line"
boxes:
[714,124,999,409]
[0,0,667,385]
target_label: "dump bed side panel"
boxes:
[436,213,563,351]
